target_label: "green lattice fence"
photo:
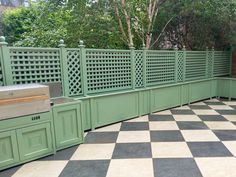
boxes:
[66,49,83,96]
[146,50,176,86]
[86,49,132,93]
[135,50,144,87]
[177,50,185,82]
[0,39,232,96]
[213,51,231,76]
[185,51,207,81]
[9,47,61,84]
[206,50,214,78]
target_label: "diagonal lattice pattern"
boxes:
[0,46,231,94]
[207,51,214,78]
[135,51,144,87]
[177,51,184,82]
[10,47,61,84]
[67,49,83,96]
[146,50,175,86]
[86,49,132,93]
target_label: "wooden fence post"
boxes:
[130,45,136,89]
[79,40,88,96]
[0,36,13,85]
[142,44,147,88]
[59,39,70,96]
[183,46,186,82]
[211,47,215,78]
[174,46,178,83]
[205,47,209,78]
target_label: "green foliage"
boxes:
[66,0,126,48]
[16,3,71,47]
[0,2,70,47]
[0,0,126,48]
[0,6,36,45]
[0,0,235,49]
[153,0,236,50]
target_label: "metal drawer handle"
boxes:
[32,116,41,121]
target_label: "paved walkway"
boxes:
[1,98,236,177]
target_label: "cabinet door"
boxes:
[17,123,53,161]
[53,104,83,150]
[0,131,19,169]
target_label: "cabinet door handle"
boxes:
[32,116,41,121]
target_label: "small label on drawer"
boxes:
[32,116,41,121]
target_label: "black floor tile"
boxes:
[219,98,230,101]
[231,106,236,110]
[0,165,22,177]
[149,115,175,121]
[213,130,236,141]
[120,122,149,131]
[84,132,118,144]
[39,146,79,161]
[198,115,227,121]
[59,160,110,177]
[177,122,208,130]
[112,143,152,159]
[187,142,233,157]
[216,110,236,115]
[189,105,211,110]
[153,158,203,177]
[171,110,195,115]
[204,101,225,105]
[150,130,184,142]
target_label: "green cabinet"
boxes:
[0,112,54,171]
[0,131,19,168]
[17,123,53,161]
[52,102,83,150]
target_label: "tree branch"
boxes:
[150,16,175,48]
[113,0,129,44]
[120,0,133,46]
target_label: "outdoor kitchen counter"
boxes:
[0,96,84,171]
[0,111,54,171]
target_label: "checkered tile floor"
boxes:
[2,99,236,177]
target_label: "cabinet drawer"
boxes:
[17,123,53,161]
[0,112,51,131]
[0,130,19,169]
[53,104,83,150]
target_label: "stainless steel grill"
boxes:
[0,84,50,120]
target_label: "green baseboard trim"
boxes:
[217,77,236,99]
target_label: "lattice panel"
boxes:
[86,49,132,93]
[9,47,61,84]
[177,51,184,82]
[185,51,206,81]
[213,51,230,76]
[146,50,175,86]
[207,51,214,78]
[135,50,144,87]
[0,58,3,86]
[67,49,83,96]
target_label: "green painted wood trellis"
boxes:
[0,36,232,98]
